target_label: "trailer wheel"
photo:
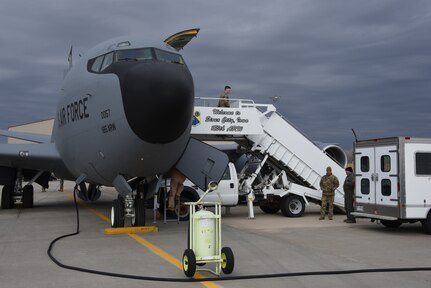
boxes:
[421,210,431,235]
[182,249,196,277]
[259,202,280,214]
[221,247,234,274]
[281,195,305,217]
[380,220,402,228]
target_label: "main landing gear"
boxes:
[1,170,35,209]
[110,193,146,228]
[1,184,34,209]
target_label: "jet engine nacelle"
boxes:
[315,142,347,167]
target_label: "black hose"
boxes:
[47,186,431,282]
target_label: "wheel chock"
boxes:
[104,226,159,235]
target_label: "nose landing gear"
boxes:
[110,193,146,228]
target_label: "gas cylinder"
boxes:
[193,209,216,259]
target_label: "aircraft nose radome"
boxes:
[121,63,194,144]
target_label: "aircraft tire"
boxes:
[1,185,14,209]
[132,198,146,226]
[281,195,305,217]
[111,199,125,228]
[22,185,34,208]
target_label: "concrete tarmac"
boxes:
[1,181,430,288]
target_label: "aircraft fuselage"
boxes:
[52,38,194,185]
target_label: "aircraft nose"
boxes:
[121,62,194,144]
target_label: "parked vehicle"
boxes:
[159,157,333,220]
[352,137,431,234]
[159,163,238,220]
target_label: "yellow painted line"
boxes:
[128,233,183,268]
[63,190,220,288]
[105,226,158,235]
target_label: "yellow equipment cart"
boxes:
[182,182,234,277]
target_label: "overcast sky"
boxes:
[0,0,430,148]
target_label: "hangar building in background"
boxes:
[8,119,54,144]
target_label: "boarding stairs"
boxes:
[191,98,346,209]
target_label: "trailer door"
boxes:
[374,146,399,216]
[355,145,399,217]
[355,147,376,208]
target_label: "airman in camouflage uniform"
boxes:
[218,85,231,108]
[319,166,339,220]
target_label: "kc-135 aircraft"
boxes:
[0,28,228,227]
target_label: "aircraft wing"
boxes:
[0,142,71,179]
[0,130,51,144]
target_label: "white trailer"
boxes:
[352,137,431,234]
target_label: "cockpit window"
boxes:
[154,49,184,64]
[91,56,104,72]
[101,52,114,71]
[116,48,153,62]
[88,53,113,73]
[88,47,185,74]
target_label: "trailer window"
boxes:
[380,155,391,172]
[416,153,431,175]
[381,179,391,196]
[361,179,370,195]
[360,156,369,172]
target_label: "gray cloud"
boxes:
[0,0,430,148]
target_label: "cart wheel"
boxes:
[183,249,196,277]
[221,247,234,274]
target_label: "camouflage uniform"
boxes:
[218,93,230,108]
[319,174,339,219]
[343,173,356,222]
